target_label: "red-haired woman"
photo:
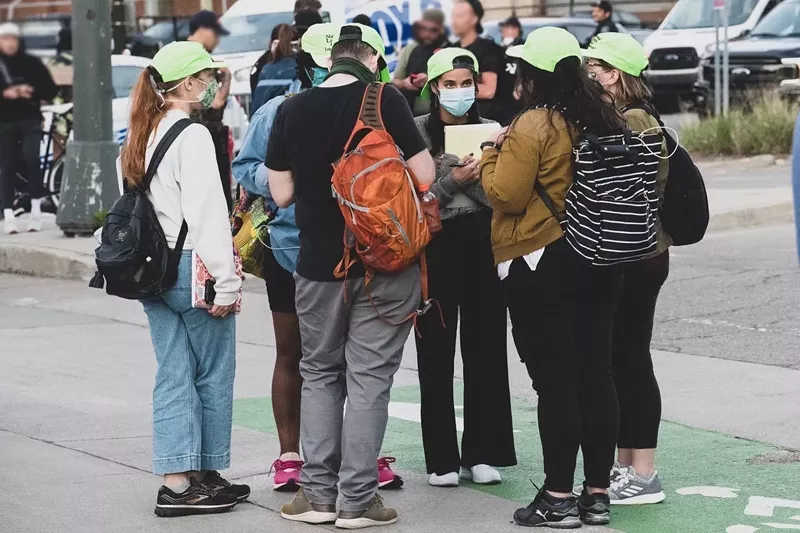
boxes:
[120,41,245,517]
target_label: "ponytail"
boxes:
[121,67,184,188]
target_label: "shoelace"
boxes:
[377,457,396,469]
[270,459,305,476]
[610,468,634,491]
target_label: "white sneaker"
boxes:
[3,218,19,235]
[428,472,459,487]
[27,216,42,232]
[460,465,501,485]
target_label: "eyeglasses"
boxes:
[417,24,440,34]
[586,62,610,79]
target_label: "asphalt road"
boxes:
[653,224,800,369]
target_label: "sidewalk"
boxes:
[0,158,793,282]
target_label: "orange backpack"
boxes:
[332,83,434,322]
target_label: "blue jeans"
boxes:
[142,251,236,475]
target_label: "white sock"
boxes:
[3,209,14,222]
[280,452,302,462]
[30,199,42,218]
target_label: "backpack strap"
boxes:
[621,102,666,129]
[341,83,385,157]
[141,118,193,254]
[140,118,195,191]
[534,181,566,224]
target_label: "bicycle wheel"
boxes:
[42,155,64,214]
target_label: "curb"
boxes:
[0,243,94,281]
[0,204,795,282]
[708,202,794,233]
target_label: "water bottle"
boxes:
[418,185,442,234]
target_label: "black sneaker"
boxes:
[513,486,581,529]
[203,471,251,502]
[578,486,611,525]
[154,478,238,517]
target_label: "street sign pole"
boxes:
[722,2,731,114]
[57,0,119,236]
[713,7,722,116]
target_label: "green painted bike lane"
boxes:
[234,384,800,533]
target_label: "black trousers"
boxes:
[613,250,670,450]
[210,126,232,213]
[0,119,46,210]
[415,210,517,475]
[504,238,623,493]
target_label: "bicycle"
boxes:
[11,102,74,217]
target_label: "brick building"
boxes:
[0,0,240,22]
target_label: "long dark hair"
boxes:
[514,56,624,135]
[425,72,481,155]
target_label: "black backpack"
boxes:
[89,119,193,299]
[623,103,709,246]
[535,105,662,266]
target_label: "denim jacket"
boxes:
[251,57,297,115]
[231,95,299,273]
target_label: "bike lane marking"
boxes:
[234,383,800,533]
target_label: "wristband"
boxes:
[480,141,497,151]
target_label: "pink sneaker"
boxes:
[271,458,304,492]
[378,457,404,489]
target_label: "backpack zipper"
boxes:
[388,208,411,246]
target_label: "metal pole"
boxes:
[201,0,214,10]
[714,9,722,116]
[57,0,119,236]
[722,3,730,114]
[111,0,127,55]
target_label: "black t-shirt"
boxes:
[266,82,428,282]
[459,37,519,125]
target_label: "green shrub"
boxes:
[682,93,799,157]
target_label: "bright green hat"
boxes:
[151,41,226,83]
[336,23,390,82]
[302,22,339,68]
[506,26,581,73]
[583,33,649,77]
[420,48,479,101]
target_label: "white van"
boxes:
[643,0,783,108]
[216,0,453,90]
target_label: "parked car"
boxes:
[484,16,627,48]
[126,18,190,58]
[17,17,64,59]
[695,0,800,115]
[644,0,784,112]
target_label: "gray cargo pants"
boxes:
[294,266,421,511]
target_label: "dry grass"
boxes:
[682,92,799,157]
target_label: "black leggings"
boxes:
[504,238,623,493]
[0,119,46,210]
[613,250,670,450]
[415,210,517,475]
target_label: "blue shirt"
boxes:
[231,95,299,273]
[793,112,800,264]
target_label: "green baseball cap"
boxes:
[150,41,226,83]
[302,22,339,68]
[420,47,479,101]
[583,33,649,77]
[506,26,582,73]
[336,23,390,82]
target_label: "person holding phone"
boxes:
[119,41,246,517]
[0,22,57,235]
[413,47,516,488]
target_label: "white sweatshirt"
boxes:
[144,109,240,305]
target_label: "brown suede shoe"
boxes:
[280,488,337,524]
[335,495,398,529]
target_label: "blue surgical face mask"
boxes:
[306,67,328,87]
[438,87,476,117]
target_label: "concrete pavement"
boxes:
[2,218,800,533]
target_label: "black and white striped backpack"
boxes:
[534,105,663,266]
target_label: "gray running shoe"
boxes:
[608,466,666,505]
[572,462,627,497]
